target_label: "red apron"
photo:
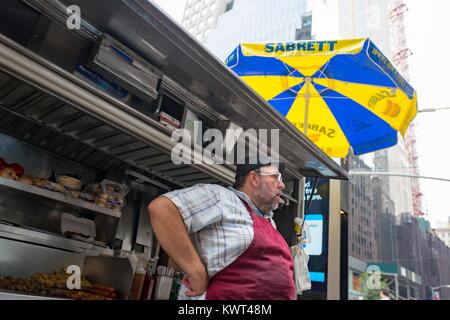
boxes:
[206,201,296,300]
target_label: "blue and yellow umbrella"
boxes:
[225,38,417,157]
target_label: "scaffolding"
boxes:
[389,0,424,216]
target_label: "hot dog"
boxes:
[92,284,115,292]
[85,287,116,298]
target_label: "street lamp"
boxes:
[417,107,450,113]
[348,107,450,182]
[348,171,450,183]
[431,285,450,300]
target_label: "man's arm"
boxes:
[148,196,208,297]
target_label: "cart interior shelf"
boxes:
[0,177,121,218]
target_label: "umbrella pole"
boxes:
[303,76,312,136]
[300,76,312,226]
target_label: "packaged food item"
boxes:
[57,175,83,191]
[85,182,102,194]
[65,189,81,199]
[100,180,129,198]
[18,175,33,185]
[158,112,180,130]
[42,181,65,193]
[32,178,49,187]
[93,180,129,211]
[95,196,107,207]
[79,192,96,202]
[7,163,24,177]
[0,158,7,169]
[0,167,17,180]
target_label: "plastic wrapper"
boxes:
[291,244,311,294]
[100,179,129,198]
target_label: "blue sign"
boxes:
[304,178,330,292]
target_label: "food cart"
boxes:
[0,0,347,300]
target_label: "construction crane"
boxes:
[389,0,423,217]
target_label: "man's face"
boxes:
[253,165,285,212]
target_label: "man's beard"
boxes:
[254,184,279,213]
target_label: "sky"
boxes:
[406,0,450,227]
[151,0,186,23]
[151,0,450,227]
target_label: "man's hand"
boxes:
[181,269,209,297]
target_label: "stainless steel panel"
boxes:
[114,203,134,252]
[107,140,147,155]
[58,141,86,159]
[82,150,111,168]
[160,167,198,178]
[166,169,204,179]
[91,133,131,149]
[0,70,11,87]
[0,224,106,254]
[114,147,156,160]
[148,162,182,172]
[57,114,96,133]
[21,96,64,119]
[160,75,225,122]
[23,0,102,42]
[183,179,219,187]
[0,290,67,300]
[87,33,160,102]
[76,123,115,141]
[136,154,171,166]
[0,237,86,277]
[135,193,156,248]
[40,105,79,126]
[125,169,171,191]
[1,82,36,107]
[73,145,99,163]
[83,256,134,300]
[0,132,97,181]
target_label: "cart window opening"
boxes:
[159,95,185,121]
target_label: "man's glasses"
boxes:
[254,169,283,183]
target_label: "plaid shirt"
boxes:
[163,184,276,299]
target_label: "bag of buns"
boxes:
[0,167,17,180]
[18,175,33,185]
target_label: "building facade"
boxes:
[203,0,310,60]
[372,177,397,264]
[434,219,450,247]
[347,154,379,262]
[395,214,450,299]
[181,0,228,43]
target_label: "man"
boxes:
[147,157,296,300]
